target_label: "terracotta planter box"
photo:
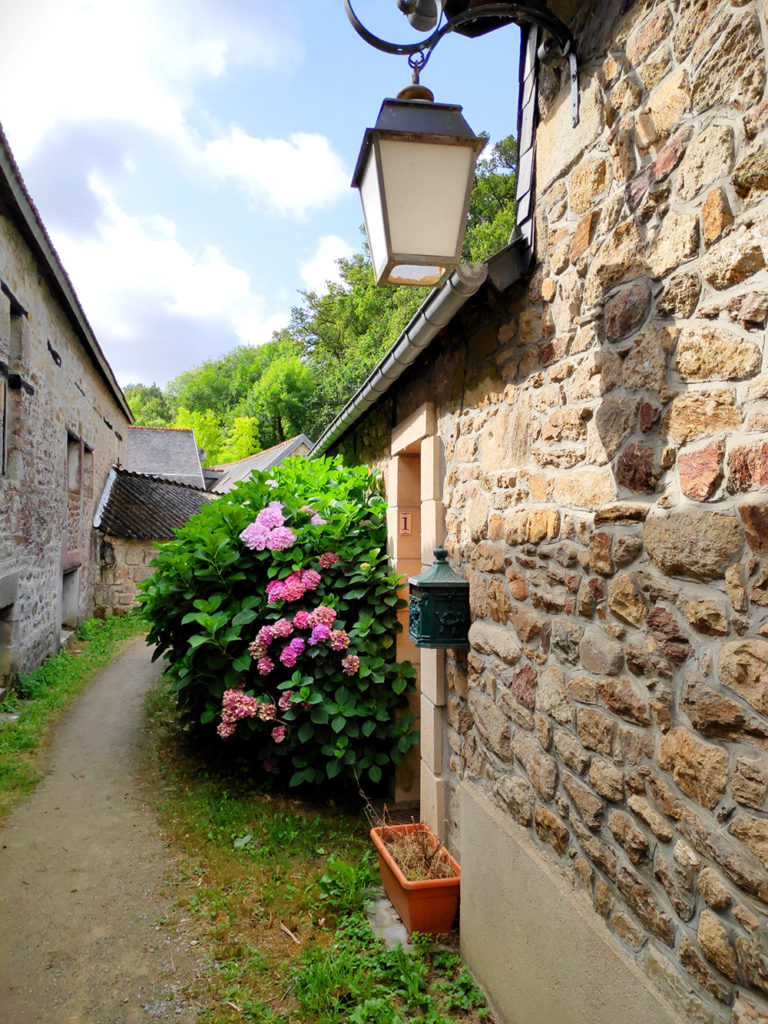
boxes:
[370,823,460,934]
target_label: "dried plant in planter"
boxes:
[362,790,458,882]
[379,823,457,882]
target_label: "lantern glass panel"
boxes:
[378,137,476,261]
[359,146,390,284]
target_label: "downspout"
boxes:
[311,262,488,457]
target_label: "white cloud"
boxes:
[299,235,356,293]
[0,0,301,161]
[205,129,350,217]
[54,176,286,371]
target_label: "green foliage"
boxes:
[318,853,377,914]
[217,416,262,464]
[0,614,146,819]
[292,913,490,1023]
[140,456,418,789]
[463,134,518,263]
[237,351,315,448]
[123,382,174,426]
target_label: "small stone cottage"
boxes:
[93,468,212,616]
[0,125,132,692]
[314,2,768,1022]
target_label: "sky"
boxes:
[0,0,520,388]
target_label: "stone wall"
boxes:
[0,208,130,687]
[332,0,768,1019]
[94,536,159,618]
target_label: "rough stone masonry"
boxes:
[332,0,768,1020]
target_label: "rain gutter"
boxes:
[310,262,488,457]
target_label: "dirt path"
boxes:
[0,637,202,1024]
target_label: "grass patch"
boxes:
[143,676,493,1023]
[0,612,146,821]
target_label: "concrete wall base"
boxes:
[459,783,679,1024]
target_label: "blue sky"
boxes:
[1,1,520,388]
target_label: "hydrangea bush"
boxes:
[140,456,418,788]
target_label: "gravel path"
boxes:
[0,637,202,1024]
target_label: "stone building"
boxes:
[0,126,132,691]
[93,469,212,616]
[314,2,768,1022]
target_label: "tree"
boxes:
[123,382,173,426]
[173,407,225,466]
[241,353,315,448]
[217,416,261,464]
[463,134,518,262]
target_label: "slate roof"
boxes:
[94,469,213,540]
[124,426,205,488]
[208,434,312,493]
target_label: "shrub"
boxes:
[140,456,417,788]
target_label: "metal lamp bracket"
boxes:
[344,0,580,126]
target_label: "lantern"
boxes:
[351,87,486,287]
[409,547,470,648]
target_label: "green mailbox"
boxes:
[408,548,470,648]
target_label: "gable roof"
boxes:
[124,426,205,488]
[208,434,312,493]
[0,124,132,422]
[94,469,213,540]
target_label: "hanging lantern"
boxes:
[409,547,470,648]
[351,86,486,287]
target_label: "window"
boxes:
[67,432,81,493]
[83,445,94,498]
[0,371,6,477]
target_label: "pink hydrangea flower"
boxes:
[218,688,260,739]
[293,610,311,630]
[278,691,293,711]
[283,573,307,600]
[272,618,293,638]
[309,623,332,645]
[248,638,268,659]
[240,522,270,550]
[330,629,350,651]
[258,625,274,644]
[308,605,336,627]
[266,527,296,551]
[266,579,286,602]
[256,501,285,530]
[318,552,340,569]
[272,725,286,743]
[280,648,297,667]
[257,657,274,675]
[258,702,277,721]
[300,569,321,590]
[341,655,360,676]
[288,637,306,655]
[310,513,327,525]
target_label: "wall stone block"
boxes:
[678,440,725,501]
[701,188,734,246]
[732,757,768,811]
[663,390,741,444]
[513,729,558,800]
[617,866,676,946]
[534,804,570,855]
[644,511,744,581]
[676,325,761,382]
[701,224,767,290]
[677,126,735,201]
[728,444,768,492]
[659,728,729,808]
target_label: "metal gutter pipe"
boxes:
[310,262,488,457]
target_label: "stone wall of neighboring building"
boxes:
[0,133,131,690]
[331,1,768,1021]
[94,536,158,618]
